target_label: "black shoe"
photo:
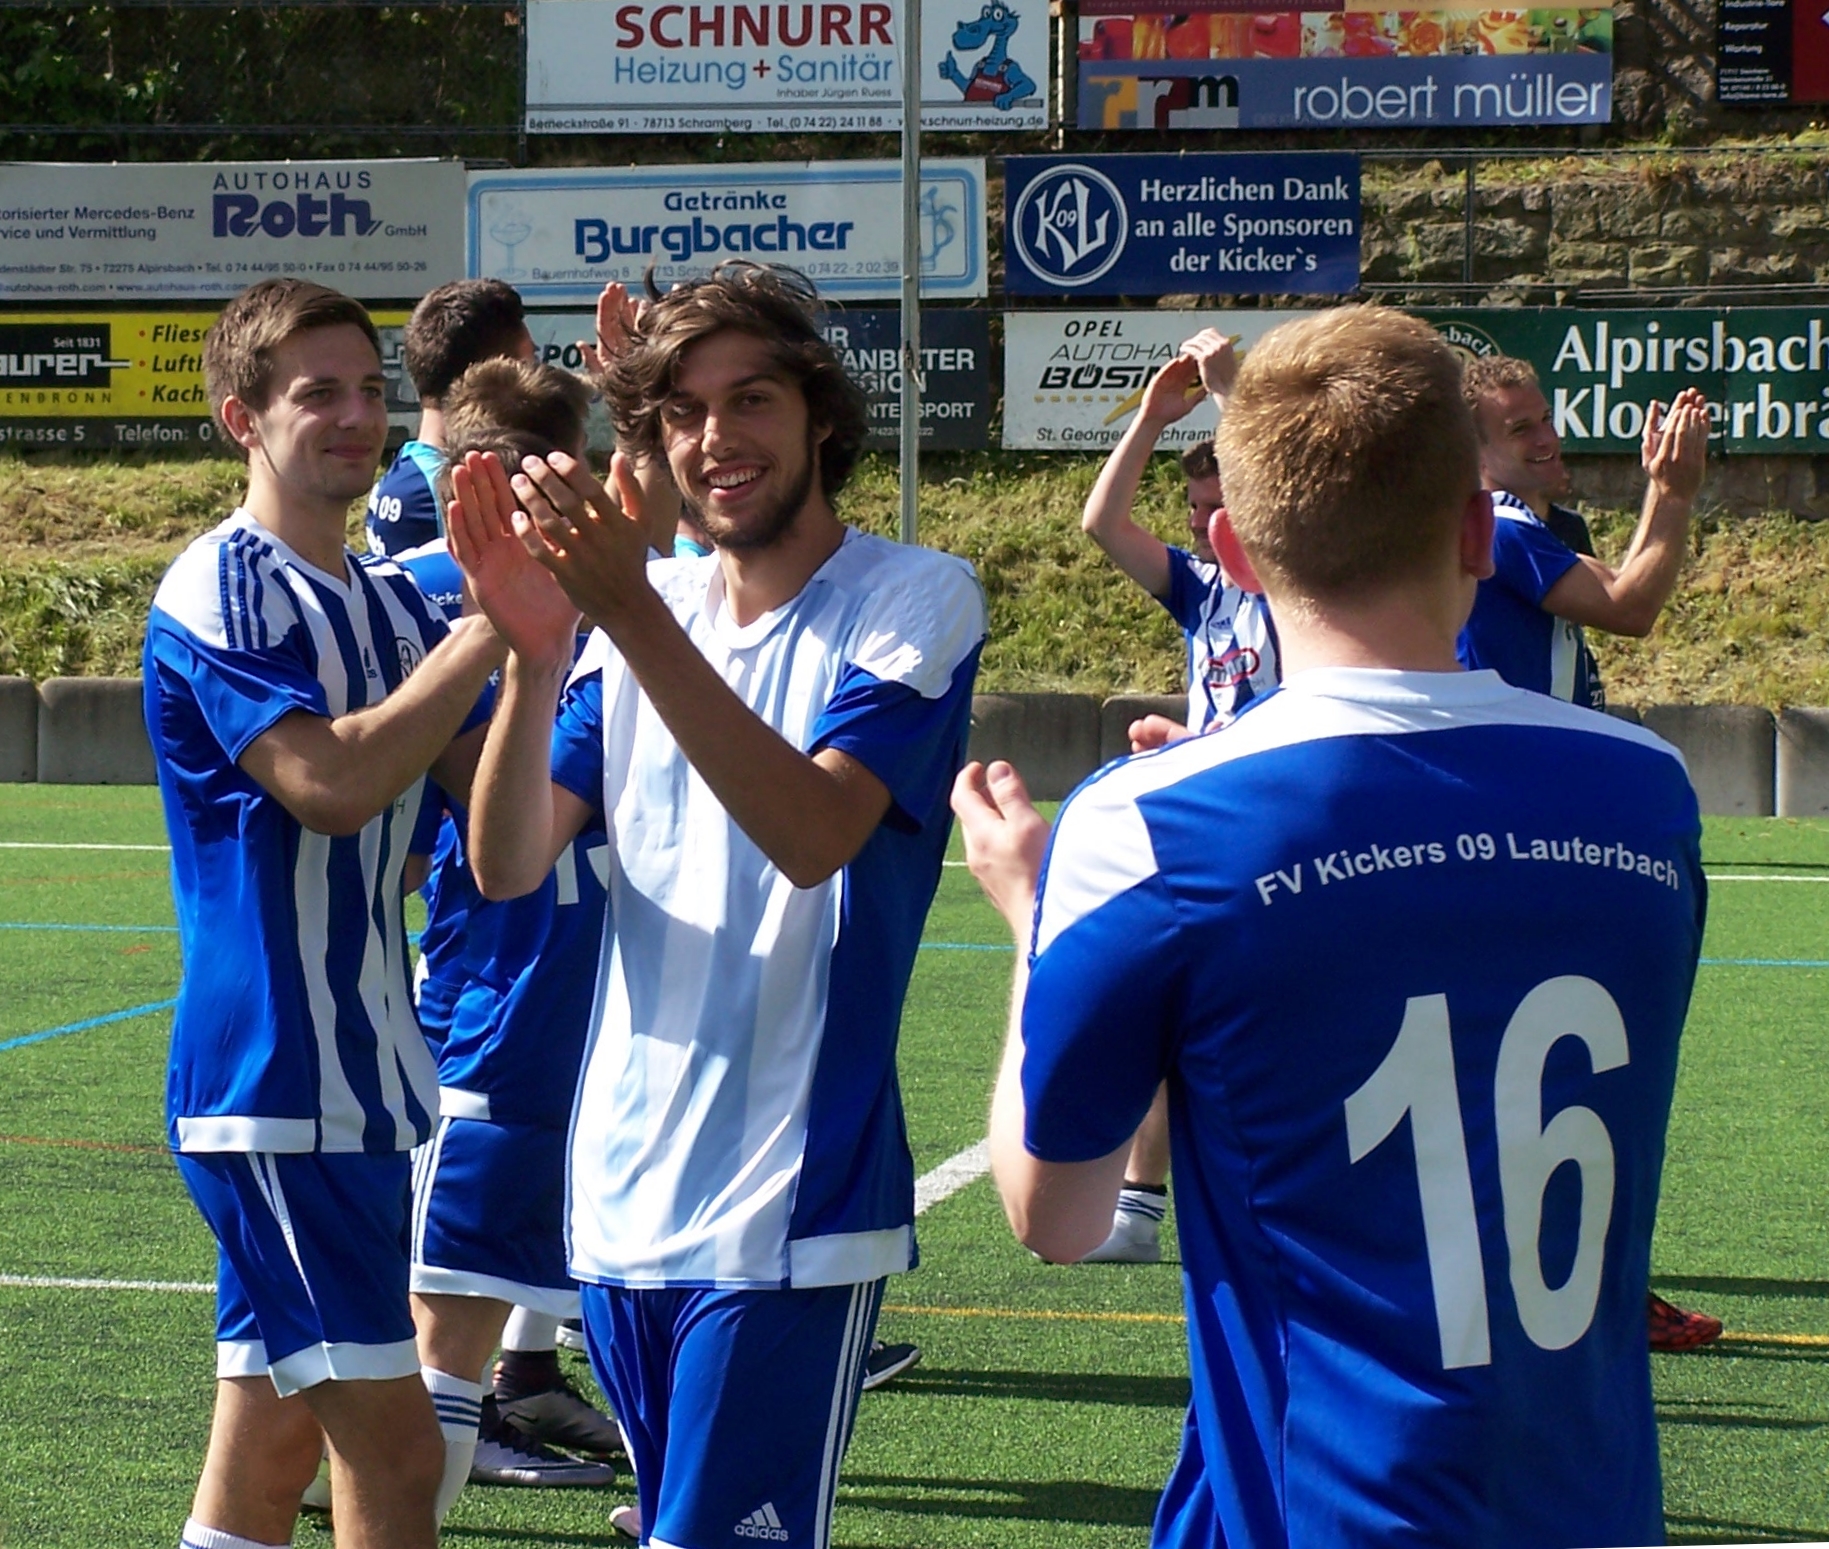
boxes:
[861,1339,920,1391]
[496,1374,626,1459]
[471,1395,617,1487]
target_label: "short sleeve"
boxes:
[1159,547,1220,634]
[1020,782,1182,1163]
[808,556,986,833]
[550,664,607,814]
[145,608,330,764]
[1491,517,1581,607]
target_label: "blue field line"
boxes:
[919,942,1014,952]
[0,921,178,934]
[0,998,178,1054]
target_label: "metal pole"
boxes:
[898,0,923,547]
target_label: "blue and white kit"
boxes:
[1021,668,1704,1549]
[1457,490,1603,708]
[145,510,480,1388]
[1159,547,1280,732]
[366,439,447,557]
[550,532,985,1290]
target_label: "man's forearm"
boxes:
[467,651,568,900]
[597,587,884,888]
[1082,415,1174,597]
[242,615,505,836]
[1608,478,1694,632]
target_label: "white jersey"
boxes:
[549,531,986,1289]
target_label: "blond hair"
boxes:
[1215,306,1478,601]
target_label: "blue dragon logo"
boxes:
[939,3,1037,112]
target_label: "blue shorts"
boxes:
[176,1150,419,1399]
[409,1115,578,1316]
[580,1280,883,1549]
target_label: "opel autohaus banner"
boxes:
[1076,0,1612,128]
[1429,309,1829,453]
[1003,154,1358,297]
[0,162,465,303]
[525,0,1047,131]
[466,161,987,304]
[1002,308,1311,450]
[517,307,990,450]
[1717,0,1829,103]
[0,310,410,451]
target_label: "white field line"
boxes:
[1,1141,997,1298]
[1705,873,1829,882]
[0,842,169,851]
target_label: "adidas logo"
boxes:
[734,1502,790,1542]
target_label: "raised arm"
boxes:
[237,614,504,837]
[953,760,1131,1263]
[1081,353,1203,598]
[1542,388,1709,637]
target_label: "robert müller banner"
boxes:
[1077,0,1612,129]
[1002,308,1311,450]
[1003,154,1358,297]
[525,0,1047,132]
[466,161,987,304]
[0,162,465,303]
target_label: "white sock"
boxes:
[179,1521,289,1549]
[421,1365,485,1523]
[501,1306,560,1352]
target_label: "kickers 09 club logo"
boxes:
[1009,164,1127,289]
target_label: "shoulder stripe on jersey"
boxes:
[1036,669,1688,954]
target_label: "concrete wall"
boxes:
[0,684,1807,820]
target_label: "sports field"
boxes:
[0,784,1826,1548]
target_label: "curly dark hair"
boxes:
[603,262,868,502]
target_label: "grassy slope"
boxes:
[4,450,1829,707]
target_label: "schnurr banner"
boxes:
[1426,308,1829,453]
[0,309,411,450]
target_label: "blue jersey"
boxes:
[1458,492,1603,709]
[366,440,446,557]
[1022,668,1703,1549]
[144,511,471,1155]
[550,533,986,1289]
[1160,548,1280,731]
[436,818,610,1130]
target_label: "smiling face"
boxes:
[1473,382,1569,504]
[232,322,389,516]
[660,329,828,552]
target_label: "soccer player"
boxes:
[1082,329,1279,742]
[396,360,623,1506]
[1460,354,1723,1354]
[365,278,535,557]
[451,261,986,1549]
[143,279,526,1549]
[1457,354,1709,709]
[956,306,1706,1548]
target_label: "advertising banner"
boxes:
[0,161,465,303]
[1429,308,1829,453]
[525,0,1047,131]
[517,307,991,450]
[1076,1,1612,128]
[0,309,409,451]
[1717,0,1829,103]
[1003,154,1358,297]
[1002,308,1311,449]
[467,161,986,304]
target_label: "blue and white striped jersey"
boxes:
[145,510,467,1155]
[1159,548,1281,732]
[1022,668,1704,1549]
[1457,492,1602,709]
[550,531,986,1290]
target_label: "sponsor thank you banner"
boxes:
[0,161,465,303]
[525,0,1046,131]
[1431,308,1829,452]
[1003,308,1311,449]
[467,161,986,303]
[1003,154,1358,296]
[1077,0,1612,128]
[0,310,410,450]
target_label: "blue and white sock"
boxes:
[1116,1183,1168,1224]
[422,1365,486,1523]
[179,1521,288,1549]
